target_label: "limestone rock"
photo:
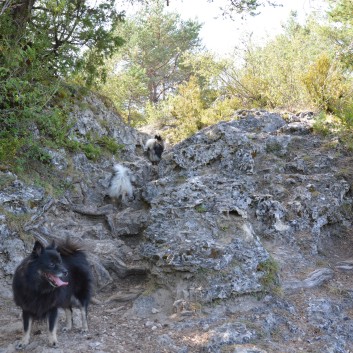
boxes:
[1,103,353,353]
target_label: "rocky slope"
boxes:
[1,97,353,353]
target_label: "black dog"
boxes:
[145,134,165,165]
[12,239,92,349]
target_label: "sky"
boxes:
[166,0,327,55]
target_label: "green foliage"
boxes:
[4,0,353,179]
[80,143,102,161]
[22,140,52,163]
[1,208,31,239]
[195,204,207,213]
[101,63,149,126]
[301,53,348,112]
[233,24,311,107]
[257,257,280,291]
[100,1,246,135]
[201,97,241,126]
[0,53,62,167]
[96,135,124,154]
[312,112,333,136]
[64,135,122,161]
[328,0,353,23]
[1,1,124,86]
[100,0,202,122]
[336,103,353,128]
[0,39,71,167]
[145,76,204,142]
[0,0,125,173]
[27,0,124,84]
[146,73,241,143]
[123,0,202,103]
[265,141,282,154]
[0,137,23,165]
[166,76,205,142]
[218,13,353,114]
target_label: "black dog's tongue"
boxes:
[48,273,69,287]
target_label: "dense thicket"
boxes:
[0,0,124,171]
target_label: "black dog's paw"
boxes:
[49,339,59,348]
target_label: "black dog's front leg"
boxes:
[16,311,32,350]
[63,307,73,332]
[47,308,59,347]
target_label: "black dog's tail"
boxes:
[56,238,93,311]
[55,238,88,256]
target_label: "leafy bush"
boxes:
[201,97,241,126]
[301,53,348,112]
[336,103,353,128]
[312,112,334,136]
[222,15,353,112]
[96,135,124,154]
[81,143,102,161]
[0,137,23,165]
[257,257,279,291]
[0,13,62,168]
[145,75,242,143]
[0,1,125,173]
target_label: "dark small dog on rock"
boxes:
[145,134,164,165]
[12,239,92,349]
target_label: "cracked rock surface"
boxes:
[1,102,353,352]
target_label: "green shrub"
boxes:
[22,141,52,164]
[334,100,353,128]
[145,76,240,144]
[0,137,23,165]
[81,143,101,161]
[312,112,333,136]
[96,135,124,154]
[301,53,348,112]
[257,257,280,291]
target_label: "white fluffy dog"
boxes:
[107,164,135,203]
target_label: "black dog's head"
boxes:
[32,241,69,288]
[154,134,162,142]
[153,143,164,159]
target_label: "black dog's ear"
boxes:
[50,240,56,249]
[32,241,44,256]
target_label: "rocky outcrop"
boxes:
[1,105,353,353]
[141,112,352,305]
[0,93,152,294]
[69,93,144,154]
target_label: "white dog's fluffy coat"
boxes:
[107,164,135,203]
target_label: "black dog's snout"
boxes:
[59,265,68,277]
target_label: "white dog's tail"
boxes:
[108,164,134,203]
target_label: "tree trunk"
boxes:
[11,0,36,33]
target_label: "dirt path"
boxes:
[0,274,203,353]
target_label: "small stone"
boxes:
[145,320,154,327]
